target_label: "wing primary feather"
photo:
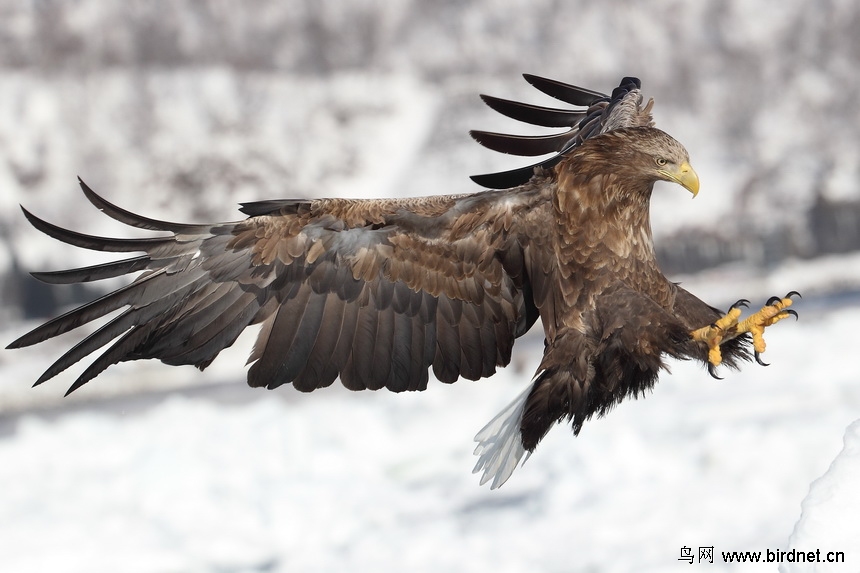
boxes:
[33,308,137,386]
[33,280,242,384]
[78,178,200,232]
[469,156,561,189]
[7,269,172,348]
[144,283,236,349]
[153,287,258,366]
[64,324,154,396]
[19,207,174,253]
[170,301,260,370]
[30,256,151,284]
[36,281,230,383]
[471,76,646,189]
[478,95,585,127]
[469,130,576,157]
[522,74,607,106]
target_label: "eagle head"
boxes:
[625,126,700,196]
[574,126,700,198]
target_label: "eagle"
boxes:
[7,75,797,488]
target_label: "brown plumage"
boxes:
[8,76,784,488]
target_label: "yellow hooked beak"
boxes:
[660,161,700,197]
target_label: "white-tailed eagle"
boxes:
[8,75,798,488]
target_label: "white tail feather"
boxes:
[472,384,533,489]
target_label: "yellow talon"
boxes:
[716,307,743,329]
[692,308,742,341]
[708,345,723,367]
[691,295,797,369]
[691,306,742,368]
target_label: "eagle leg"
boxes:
[691,292,799,369]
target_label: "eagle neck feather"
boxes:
[554,162,657,275]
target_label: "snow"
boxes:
[782,420,860,572]
[1,301,858,572]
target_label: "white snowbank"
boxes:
[781,419,860,573]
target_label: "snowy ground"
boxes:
[1,291,858,572]
[784,420,860,572]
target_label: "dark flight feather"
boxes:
[478,94,585,128]
[31,256,151,284]
[470,74,652,189]
[522,74,607,106]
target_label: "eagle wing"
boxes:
[470,75,653,189]
[9,179,548,396]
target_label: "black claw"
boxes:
[785,290,802,299]
[766,296,781,306]
[708,363,723,380]
[754,351,770,367]
[785,309,799,320]
[731,299,750,310]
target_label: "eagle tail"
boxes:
[472,383,533,489]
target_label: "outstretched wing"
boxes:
[470,75,653,189]
[8,179,547,396]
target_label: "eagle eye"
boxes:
[655,157,668,167]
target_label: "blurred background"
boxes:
[1,1,859,572]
